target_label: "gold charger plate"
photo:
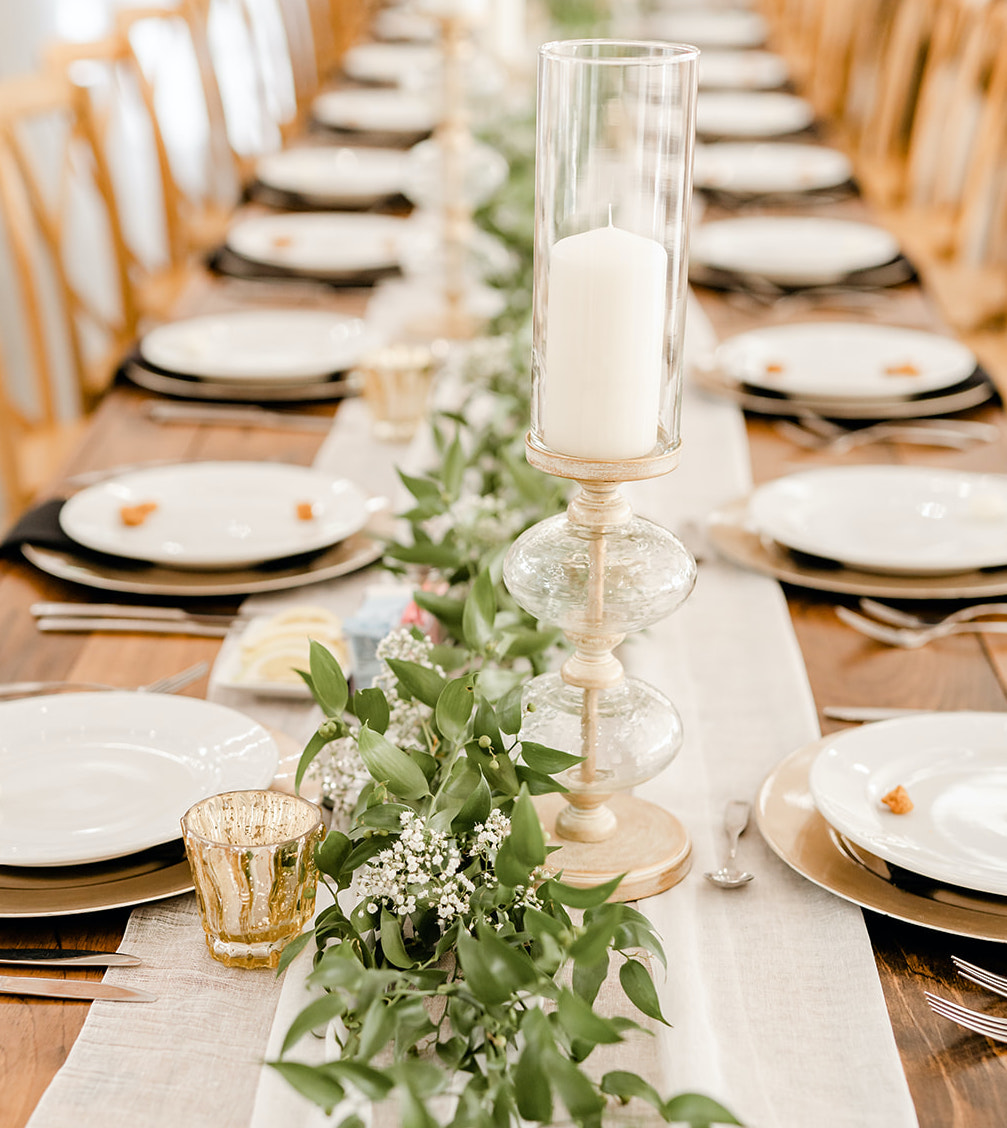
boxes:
[22,530,382,599]
[707,495,1007,600]
[756,738,1007,942]
[692,364,995,419]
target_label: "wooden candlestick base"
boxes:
[534,793,692,902]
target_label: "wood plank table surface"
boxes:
[2,266,1007,1127]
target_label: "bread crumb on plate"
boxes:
[881,785,913,814]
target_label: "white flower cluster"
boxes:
[472,808,511,857]
[374,628,446,749]
[461,336,513,389]
[448,494,525,550]
[357,811,475,924]
[310,734,370,823]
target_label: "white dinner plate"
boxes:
[0,693,278,866]
[60,462,371,570]
[809,714,1007,896]
[747,466,1007,575]
[226,213,406,277]
[342,42,439,85]
[697,92,815,138]
[312,89,438,135]
[714,322,977,402]
[255,147,409,206]
[693,142,852,194]
[646,9,768,47]
[139,310,384,385]
[699,50,789,89]
[690,217,900,286]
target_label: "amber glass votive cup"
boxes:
[181,790,324,969]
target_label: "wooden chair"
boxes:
[0,69,136,515]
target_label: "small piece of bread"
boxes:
[883,362,920,376]
[881,785,913,814]
[120,501,158,527]
[764,362,785,374]
[295,501,317,521]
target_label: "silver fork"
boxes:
[0,661,208,699]
[860,598,1007,630]
[775,418,994,454]
[836,606,1007,649]
[925,992,1007,1042]
[953,956,1007,1000]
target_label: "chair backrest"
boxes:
[0,69,135,420]
[0,68,136,512]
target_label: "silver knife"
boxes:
[823,706,965,722]
[0,949,141,968]
[36,617,231,638]
[146,403,335,432]
[0,975,155,1002]
[31,602,244,625]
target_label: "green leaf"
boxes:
[385,659,446,709]
[451,771,492,831]
[442,432,465,497]
[324,1061,394,1102]
[380,908,415,969]
[473,699,505,756]
[515,765,569,796]
[428,642,469,670]
[275,928,314,976]
[494,836,532,888]
[600,1071,665,1112]
[556,988,623,1047]
[569,905,619,966]
[541,873,623,908]
[350,687,390,734]
[435,676,476,743]
[514,1046,553,1122]
[309,639,349,716]
[358,803,414,831]
[336,1117,365,1128]
[462,570,496,651]
[358,724,430,801]
[295,728,334,793]
[413,592,466,633]
[316,830,351,879]
[496,683,524,735]
[280,992,349,1055]
[572,953,609,1006]
[508,785,546,867]
[547,1052,605,1120]
[385,542,461,569]
[356,999,397,1061]
[456,925,538,1006]
[398,469,441,505]
[619,959,670,1026]
[662,1093,743,1126]
[520,740,584,774]
[268,1062,344,1113]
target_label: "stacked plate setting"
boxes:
[0,692,279,916]
[129,309,385,402]
[807,713,1007,900]
[700,321,989,418]
[25,461,382,597]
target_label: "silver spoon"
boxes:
[704,800,755,889]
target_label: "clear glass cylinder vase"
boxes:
[530,40,698,468]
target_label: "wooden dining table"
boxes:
[2,213,1007,1126]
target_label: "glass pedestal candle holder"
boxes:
[503,39,698,901]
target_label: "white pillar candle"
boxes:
[541,223,667,461]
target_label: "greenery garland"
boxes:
[270,29,740,1128]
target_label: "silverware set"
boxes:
[30,602,248,638]
[0,949,154,1003]
[926,957,1007,1043]
[775,414,998,453]
[837,598,1007,649]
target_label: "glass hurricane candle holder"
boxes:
[504,39,698,901]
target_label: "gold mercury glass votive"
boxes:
[357,343,437,442]
[181,790,324,969]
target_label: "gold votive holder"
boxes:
[181,790,324,969]
[357,344,437,442]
